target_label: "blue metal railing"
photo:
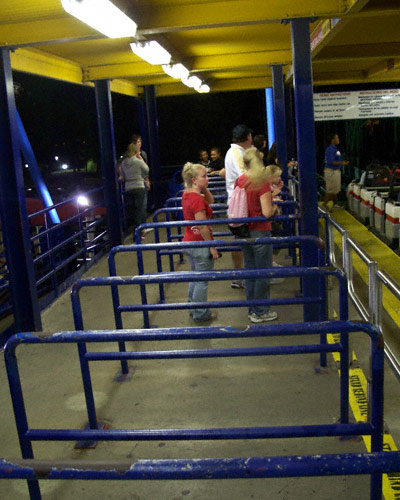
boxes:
[0,187,109,322]
[2,320,386,499]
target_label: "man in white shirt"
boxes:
[225,124,253,288]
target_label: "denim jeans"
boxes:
[185,246,214,320]
[241,229,273,316]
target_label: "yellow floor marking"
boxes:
[323,211,400,327]
[327,331,399,499]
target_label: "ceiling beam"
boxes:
[0,18,102,48]
[83,48,292,81]
[366,58,400,79]
[11,47,84,84]
[127,0,353,35]
[154,75,273,97]
[315,42,400,62]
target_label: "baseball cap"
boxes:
[232,124,252,142]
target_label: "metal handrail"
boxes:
[324,209,400,380]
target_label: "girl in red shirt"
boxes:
[236,147,280,323]
[182,162,220,322]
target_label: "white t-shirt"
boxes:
[225,143,245,202]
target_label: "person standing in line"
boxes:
[225,124,253,289]
[237,148,280,323]
[119,142,149,240]
[253,134,268,164]
[209,147,224,175]
[130,134,152,231]
[323,133,349,210]
[181,162,220,322]
[198,149,211,172]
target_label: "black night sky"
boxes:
[14,70,268,171]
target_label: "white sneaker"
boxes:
[248,311,278,323]
[272,261,282,267]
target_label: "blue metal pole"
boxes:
[285,82,296,162]
[0,48,42,333]
[265,88,275,149]
[16,110,60,224]
[107,249,129,374]
[370,332,385,499]
[144,85,162,209]
[271,65,288,185]
[290,18,320,322]
[94,80,122,248]
[70,283,99,429]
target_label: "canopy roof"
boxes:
[2,0,400,97]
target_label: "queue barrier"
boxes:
[3,320,386,500]
[137,214,302,275]
[73,262,346,382]
[108,234,326,310]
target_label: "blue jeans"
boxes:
[185,247,214,320]
[241,229,273,316]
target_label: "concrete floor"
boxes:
[0,228,399,499]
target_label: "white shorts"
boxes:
[324,168,341,194]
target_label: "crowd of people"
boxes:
[119,125,344,325]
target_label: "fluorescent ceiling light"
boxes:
[181,75,202,89]
[197,84,210,94]
[130,41,171,65]
[61,0,137,38]
[162,63,189,80]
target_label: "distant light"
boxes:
[77,195,89,207]
[162,63,189,80]
[27,188,32,192]
[61,164,69,170]
[54,156,59,161]
[24,163,29,168]
[130,41,171,65]
[61,0,137,39]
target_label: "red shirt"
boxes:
[182,191,213,241]
[236,174,272,231]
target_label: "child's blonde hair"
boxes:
[182,162,204,188]
[264,164,282,180]
[242,147,268,186]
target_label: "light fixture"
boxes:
[162,63,189,80]
[197,84,210,94]
[181,75,202,89]
[61,0,137,39]
[130,41,171,65]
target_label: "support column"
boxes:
[272,65,288,184]
[94,80,122,248]
[0,48,41,332]
[290,18,320,322]
[144,85,162,209]
[285,81,296,161]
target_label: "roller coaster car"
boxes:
[384,165,400,247]
[358,163,391,225]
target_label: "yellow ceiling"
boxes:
[1,0,399,97]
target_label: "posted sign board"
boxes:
[314,89,400,121]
